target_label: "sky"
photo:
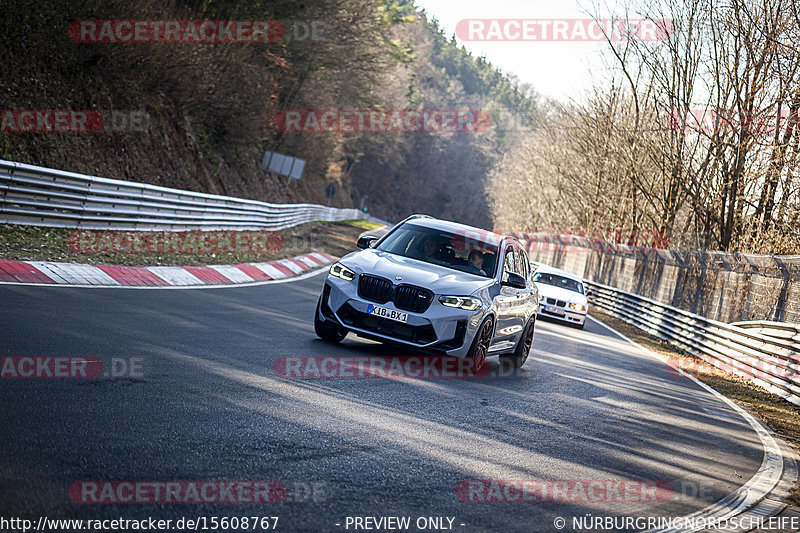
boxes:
[413,0,620,103]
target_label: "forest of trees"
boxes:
[263,0,540,227]
[6,0,798,253]
[491,0,800,254]
[1,0,538,228]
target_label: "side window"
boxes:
[503,246,519,278]
[517,248,529,279]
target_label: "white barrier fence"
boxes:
[0,159,385,231]
[584,279,800,406]
[732,321,800,345]
[510,231,800,405]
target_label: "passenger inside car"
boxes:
[481,252,496,277]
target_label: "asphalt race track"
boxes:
[0,271,765,532]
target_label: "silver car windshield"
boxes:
[375,223,499,278]
[532,272,584,294]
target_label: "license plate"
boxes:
[543,305,565,317]
[367,304,408,323]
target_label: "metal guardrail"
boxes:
[0,159,386,231]
[731,321,800,345]
[585,280,800,407]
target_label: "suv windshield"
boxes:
[375,222,499,278]
[532,272,585,294]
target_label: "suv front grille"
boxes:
[394,285,434,313]
[358,275,434,313]
[358,275,393,304]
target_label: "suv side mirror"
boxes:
[357,235,378,249]
[586,289,593,297]
[501,272,527,289]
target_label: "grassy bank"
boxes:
[0,220,383,266]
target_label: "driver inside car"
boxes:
[468,250,486,275]
[420,236,442,261]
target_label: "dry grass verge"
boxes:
[0,220,382,266]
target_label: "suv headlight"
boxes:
[329,262,356,281]
[439,296,482,311]
[568,302,587,312]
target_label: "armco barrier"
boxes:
[731,321,800,345]
[584,280,800,407]
[514,231,800,404]
[0,159,386,231]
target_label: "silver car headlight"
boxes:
[329,262,356,281]
[439,296,482,311]
[568,302,587,312]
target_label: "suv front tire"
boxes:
[314,297,347,342]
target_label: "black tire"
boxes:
[314,297,347,342]
[500,317,535,369]
[466,316,494,373]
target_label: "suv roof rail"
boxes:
[407,214,433,220]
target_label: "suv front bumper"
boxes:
[320,276,487,357]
